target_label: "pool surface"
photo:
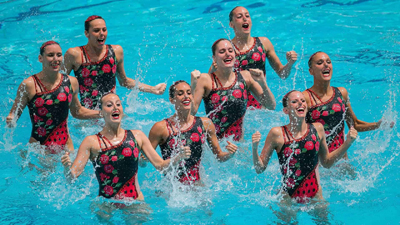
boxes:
[0,0,399,224]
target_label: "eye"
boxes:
[57,53,62,57]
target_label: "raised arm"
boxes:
[6,79,32,127]
[260,37,297,80]
[114,45,166,95]
[339,87,393,131]
[252,128,279,174]
[190,70,211,115]
[134,130,190,171]
[241,69,276,110]
[68,76,101,119]
[202,117,237,162]
[61,135,95,182]
[316,123,358,168]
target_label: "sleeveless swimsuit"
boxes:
[233,37,267,109]
[27,74,73,153]
[305,87,346,152]
[74,45,117,109]
[93,130,139,200]
[278,124,320,203]
[159,117,206,184]
[203,72,248,141]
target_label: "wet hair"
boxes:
[308,51,324,68]
[211,38,230,55]
[84,15,104,31]
[169,80,190,98]
[99,92,118,109]
[282,90,299,107]
[229,6,242,21]
[40,41,60,55]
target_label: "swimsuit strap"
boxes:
[281,126,291,143]
[32,74,47,93]
[211,73,223,89]
[306,89,322,104]
[165,119,176,136]
[96,132,113,150]
[81,46,91,64]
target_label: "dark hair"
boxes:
[282,90,299,107]
[169,80,190,98]
[84,15,104,31]
[99,92,117,109]
[40,41,60,55]
[308,51,323,68]
[229,6,242,21]
[211,38,230,55]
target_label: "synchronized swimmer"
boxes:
[5,6,395,219]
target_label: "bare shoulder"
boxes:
[199,117,214,129]
[258,37,273,50]
[312,122,324,133]
[269,126,283,138]
[238,70,252,84]
[337,87,348,99]
[302,89,311,105]
[150,120,168,134]
[111,45,123,53]
[65,47,81,57]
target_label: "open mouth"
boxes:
[97,38,105,44]
[51,62,60,69]
[322,70,330,77]
[223,57,233,64]
[296,107,305,113]
[242,23,249,29]
[111,111,120,119]
[182,99,191,106]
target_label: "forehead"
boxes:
[233,7,249,15]
[313,52,330,61]
[216,40,233,49]
[174,82,190,90]
[102,94,120,102]
[89,19,106,28]
[288,91,304,99]
[44,44,62,53]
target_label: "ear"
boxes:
[229,21,233,28]
[38,54,43,63]
[169,97,175,104]
[85,30,89,38]
[309,67,313,76]
[283,107,289,115]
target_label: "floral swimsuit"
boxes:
[159,117,206,184]
[74,45,117,109]
[305,87,346,152]
[203,72,248,141]
[93,130,140,200]
[28,74,73,153]
[278,124,320,203]
[233,37,267,109]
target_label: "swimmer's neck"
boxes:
[286,119,308,137]
[214,67,233,81]
[85,43,106,55]
[171,112,193,127]
[38,70,60,83]
[232,33,252,49]
[101,124,124,139]
[310,81,332,96]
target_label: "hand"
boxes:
[249,68,265,82]
[226,141,238,155]
[346,126,358,143]
[140,153,149,161]
[6,115,16,128]
[191,70,201,81]
[252,131,261,144]
[61,151,72,168]
[286,51,297,64]
[179,146,191,160]
[377,119,395,129]
[153,83,167,95]
[212,61,218,71]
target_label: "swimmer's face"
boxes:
[229,7,251,34]
[283,91,307,118]
[85,19,107,47]
[309,52,332,81]
[213,40,236,69]
[101,94,123,123]
[170,82,192,111]
[38,44,62,72]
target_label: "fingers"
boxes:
[140,153,149,161]
[252,131,261,143]
[6,116,15,128]
[226,140,238,154]
[347,126,358,141]
[191,70,201,80]
[390,121,395,128]
[61,152,72,167]
[212,61,218,70]
[181,146,191,159]
[249,68,263,76]
[156,83,167,95]
[286,50,298,62]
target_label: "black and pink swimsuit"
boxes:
[278,124,320,203]
[233,37,267,109]
[159,117,206,184]
[203,72,248,141]
[74,45,117,109]
[93,130,139,200]
[305,87,346,152]
[27,74,73,153]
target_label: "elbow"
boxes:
[266,101,276,110]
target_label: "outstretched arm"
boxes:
[114,45,166,95]
[242,69,276,110]
[252,128,278,174]
[203,118,237,162]
[260,37,297,79]
[339,87,393,131]
[68,76,101,119]
[316,123,358,168]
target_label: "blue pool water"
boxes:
[0,0,399,224]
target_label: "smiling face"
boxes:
[212,40,236,69]
[169,82,192,111]
[39,44,62,72]
[229,6,252,34]
[85,19,108,47]
[283,91,308,118]
[309,52,333,82]
[101,94,123,124]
